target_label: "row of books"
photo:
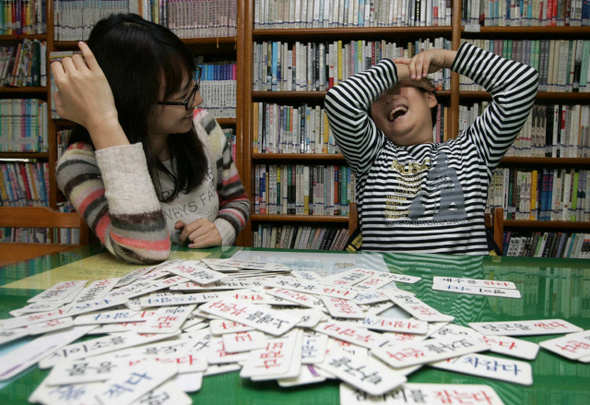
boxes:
[196,63,237,118]
[487,168,590,221]
[504,231,590,258]
[254,0,453,28]
[142,0,237,37]
[0,99,48,153]
[253,223,350,251]
[251,102,447,154]
[467,0,590,27]
[53,0,139,41]
[461,39,590,93]
[253,38,451,92]
[0,161,50,206]
[459,103,590,158]
[0,39,47,88]
[0,0,46,34]
[254,164,355,216]
[252,103,337,154]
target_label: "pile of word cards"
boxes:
[0,258,587,405]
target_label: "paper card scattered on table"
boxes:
[93,362,177,405]
[432,281,521,299]
[539,329,590,360]
[44,357,127,385]
[263,277,358,299]
[282,308,324,328]
[9,301,65,317]
[207,337,251,364]
[352,273,400,291]
[172,372,203,393]
[0,327,29,345]
[199,298,301,336]
[430,353,533,386]
[480,335,540,360]
[345,317,428,335]
[209,319,254,335]
[171,279,264,291]
[321,268,375,287]
[125,276,189,299]
[382,274,421,285]
[250,328,303,381]
[291,270,323,282]
[266,288,327,311]
[0,325,96,381]
[278,364,326,387]
[240,330,300,379]
[317,346,407,396]
[75,309,156,325]
[223,288,297,306]
[29,380,102,405]
[371,336,489,369]
[88,322,145,334]
[301,332,328,364]
[433,276,517,290]
[322,296,366,319]
[139,293,225,307]
[203,363,241,376]
[468,319,583,336]
[66,296,131,317]
[27,280,88,303]
[27,317,75,335]
[2,307,72,330]
[132,380,192,404]
[222,330,268,353]
[137,305,196,334]
[312,320,390,349]
[339,382,506,405]
[382,290,455,322]
[166,261,228,285]
[352,291,390,305]
[116,265,159,287]
[73,278,121,304]
[39,331,180,369]
[105,280,156,299]
[327,338,368,361]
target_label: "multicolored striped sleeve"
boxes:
[196,111,250,245]
[56,142,171,263]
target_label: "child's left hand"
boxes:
[395,48,457,82]
[175,219,222,248]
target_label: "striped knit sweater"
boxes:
[324,42,538,255]
[56,109,250,264]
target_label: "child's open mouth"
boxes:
[388,105,408,122]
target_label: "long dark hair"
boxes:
[67,13,208,202]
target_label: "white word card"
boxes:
[318,347,406,396]
[167,260,227,285]
[383,290,454,322]
[138,305,195,334]
[539,330,590,360]
[433,276,517,290]
[432,281,521,299]
[430,353,533,385]
[469,319,583,336]
[372,336,489,368]
[200,298,301,336]
[339,382,505,405]
[322,296,365,319]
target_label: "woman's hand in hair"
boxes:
[51,42,129,149]
[175,219,223,248]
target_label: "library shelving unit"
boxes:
[461,26,590,237]
[239,0,590,248]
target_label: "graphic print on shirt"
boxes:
[160,165,218,222]
[385,152,466,224]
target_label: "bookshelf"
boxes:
[240,0,590,249]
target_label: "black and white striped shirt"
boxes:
[324,42,538,255]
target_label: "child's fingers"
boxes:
[50,61,65,80]
[71,53,89,71]
[77,41,102,72]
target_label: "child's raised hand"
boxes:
[395,49,456,81]
[51,42,118,132]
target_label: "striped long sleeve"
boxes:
[56,142,171,264]
[324,42,538,255]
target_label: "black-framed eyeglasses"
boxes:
[157,67,202,111]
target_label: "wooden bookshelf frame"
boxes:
[240,0,590,247]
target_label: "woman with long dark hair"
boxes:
[53,14,249,263]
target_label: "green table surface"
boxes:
[0,245,589,405]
